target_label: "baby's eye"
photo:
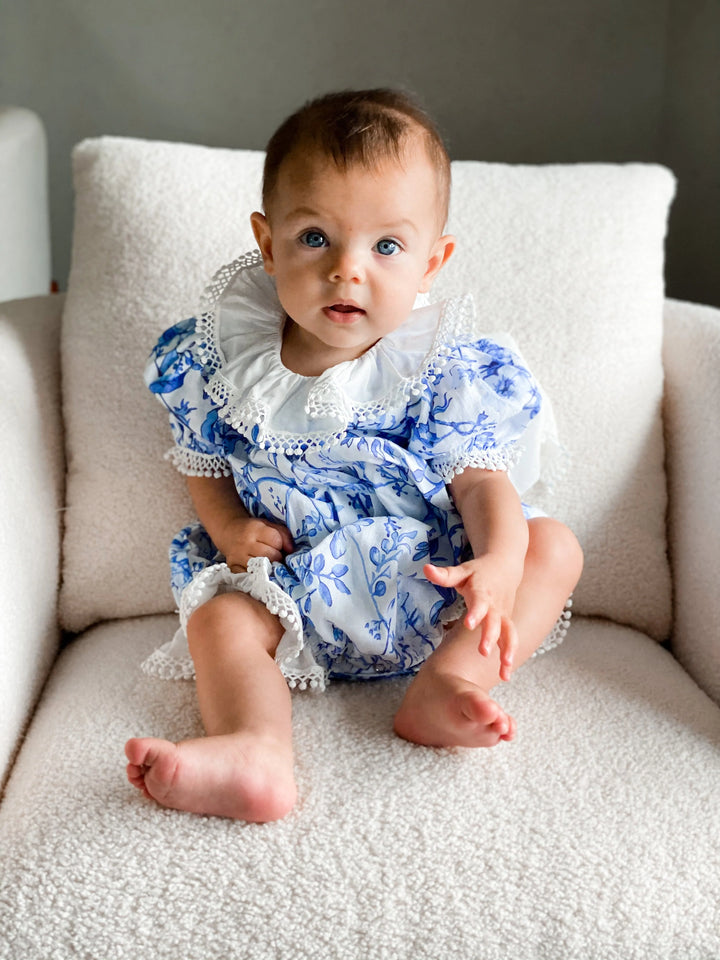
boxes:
[374,238,401,257]
[300,230,328,248]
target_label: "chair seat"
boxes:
[1,614,718,959]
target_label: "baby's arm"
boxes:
[186,475,294,572]
[425,469,528,680]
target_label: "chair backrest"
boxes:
[58,136,675,641]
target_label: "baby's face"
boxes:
[251,146,454,370]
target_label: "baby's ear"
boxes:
[419,234,455,292]
[250,211,275,274]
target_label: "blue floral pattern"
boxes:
[145,278,545,686]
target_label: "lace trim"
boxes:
[532,595,573,657]
[194,249,264,376]
[438,593,468,627]
[202,388,354,455]
[279,653,329,692]
[141,638,195,681]
[433,443,523,482]
[164,446,232,478]
[177,558,327,691]
[349,298,478,425]
[304,379,353,422]
[191,251,481,454]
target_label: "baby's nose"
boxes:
[329,248,365,283]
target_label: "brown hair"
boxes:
[261,88,451,226]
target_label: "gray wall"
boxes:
[1,0,718,306]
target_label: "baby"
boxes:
[126,89,583,822]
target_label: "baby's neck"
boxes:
[280,318,378,377]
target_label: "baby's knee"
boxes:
[187,590,233,627]
[527,517,584,587]
[186,590,283,657]
[185,591,250,649]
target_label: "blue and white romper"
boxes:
[142,251,570,690]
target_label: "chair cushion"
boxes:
[1,616,718,958]
[58,137,675,637]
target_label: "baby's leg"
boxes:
[394,518,583,748]
[125,592,295,821]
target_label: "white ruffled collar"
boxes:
[194,250,478,453]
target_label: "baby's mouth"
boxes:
[324,302,366,322]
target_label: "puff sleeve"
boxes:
[407,336,543,485]
[145,318,233,477]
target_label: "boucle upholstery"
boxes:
[2,616,719,960]
[0,295,64,779]
[662,299,720,703]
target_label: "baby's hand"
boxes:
[220,516,295,572]
[424,559,519,681]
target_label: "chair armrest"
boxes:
[663,298,720,705]
[0,293,65,788]
[0,107,51,301]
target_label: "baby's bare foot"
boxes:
[124,733,296,822]
[394,670,516,748]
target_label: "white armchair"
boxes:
[0,133,718,960]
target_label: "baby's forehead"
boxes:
[269,142,448,226]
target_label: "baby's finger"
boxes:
[464,595,490,631]
[253,542,286,565]
[460,574,496,630]
[260,522,295,556]
[276,524,295,555]
[227,542,283,571]
[497,618,519,681]
[479,608,501,658]
[424,563,470,589]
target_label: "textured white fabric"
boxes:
[433,162,676,639]
[1,615,718,959]
[663,299,720,704]
[58,138,675,640]
[0,295,65,784]
[0,108,51,302]
[60,140,264,631]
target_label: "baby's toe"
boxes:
[459,691,499,726]
[499,715,516,741]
